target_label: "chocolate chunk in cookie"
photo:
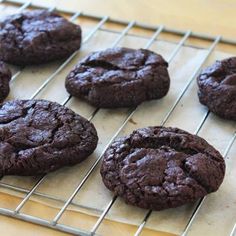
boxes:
[0,100,98,177]
[197,57,236,120]
[65,47,170,108]
[100,127,225,210]
[0,10,81,66]
[0,61,11,102]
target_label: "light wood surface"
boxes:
[0,1,235,235]
[40,0,236,39]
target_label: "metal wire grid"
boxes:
[0,0,235,235]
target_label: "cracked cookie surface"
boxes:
[65,47,170,108]
[0,61,11,102]
[197,57,236,120]
[100,126,225,210]
[0,10,81,66]
[0,100,98,177]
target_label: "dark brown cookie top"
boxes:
[0,100,98,177]
[0,61,11,102]
[100,127,225,210]
[65,47,170,108]
[197,57,236,120]
[0,10,81,66]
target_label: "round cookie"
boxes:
[0,10,81,66]
[0,100,98,177]
[100,126,225,210]
[0,61,11,102]
[65,47,170,108]
[197,57,236,120]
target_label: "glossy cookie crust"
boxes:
[197,57,236,120]
[101,126,225,210]
[0,99,98,177]
[0,10,81,66]
[0,61,11,102]
[66,47,170,108]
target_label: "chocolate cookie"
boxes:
[0,61,11,102]
[0,100,98,177]
[65,47,170,108]
[100,127,225,210]
[0,10,81,66]
[197,57,236,120]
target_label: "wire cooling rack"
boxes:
[0,0,236,235]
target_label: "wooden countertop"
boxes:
[54,0,236,39]
[0,0,235,235]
